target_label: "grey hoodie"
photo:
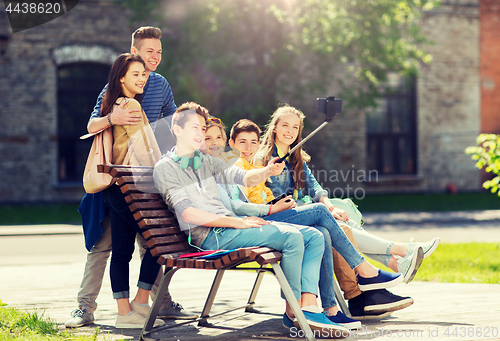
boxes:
[153,148,246,246]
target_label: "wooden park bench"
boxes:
[98,164,321,341]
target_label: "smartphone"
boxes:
[266,193,286,205]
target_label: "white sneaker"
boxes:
[115,311,165,329]
[65,308,94,328]
[397,246,424,284]
[408,237,441,259]
[131,300,151,317]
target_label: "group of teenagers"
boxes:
[66,26,441,334]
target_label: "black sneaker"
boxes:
[363,289,414,314]
[348,292,365,317]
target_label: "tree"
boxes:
[466,134,500,196]
[143,0,438,127]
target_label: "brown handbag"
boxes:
[81,127,115,194]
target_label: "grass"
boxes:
[0,301,106,341]
[367,242,500,284]
[0,204,80,225]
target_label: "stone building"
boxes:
[0,0,133,203]
[0,0,498,203]
[304,0,498,198]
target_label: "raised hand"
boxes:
[266,156,286,177]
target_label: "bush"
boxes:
[465,134,500,195]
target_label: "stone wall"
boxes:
[417,1,481,193]
[0,0,133,203]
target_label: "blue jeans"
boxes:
[201,221,324,301]
[265,203,365,309]
[103,185,161,299]
[345,220,393,266]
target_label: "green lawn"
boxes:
[367,242,500,284]
[0,204,81,225]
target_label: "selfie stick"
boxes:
[276,97,342,164]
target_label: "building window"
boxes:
[0,35,10,63]
[366,75,417,175]
[57,62,110,183]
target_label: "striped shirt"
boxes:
[89,72,177,127]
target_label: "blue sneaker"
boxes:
[282,312,295,329]
[357,269,403,291]
[299,306,349,335]
[326,310,362,330]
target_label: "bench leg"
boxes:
[140,267,179,341]
[270,263,316,341]
[333,278,351,317]
[198,269,225,326]
[245,270,265,313]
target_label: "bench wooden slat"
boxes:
[146,234,188,248]
[116,176,154,186]
[138,217,179,229]
[164,257,175,267]
[134,210,173,220]
[142,228,181,240]
[195,259,207,269]
[213,250,248,268]
[109,166,153,178]
[125,193,163,204]
[120,183,158,195]
[249,247,276,260]
[255,251,282,265]
[151,243,195,257]
[97,164,153,178]
[184,259,195,268]
[129,201,168,213]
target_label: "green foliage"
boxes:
[0,303,103,341]
[0,306,57,337]
[155,0,438,127]
[113,0,162,23]
[465,134,500,195]
[368,243,500,284]
[413,243,500,284]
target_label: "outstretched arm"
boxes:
[180,207,268,229]
[243,157,285,187]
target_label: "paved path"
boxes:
[1,210,499,340]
